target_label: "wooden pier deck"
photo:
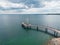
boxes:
[21,22,60,37]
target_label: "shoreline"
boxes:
[48,38,60,45]
[0,14,60,15]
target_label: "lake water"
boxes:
[0,14,60,45]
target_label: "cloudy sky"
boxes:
[0,0,60,14]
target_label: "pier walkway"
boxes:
[21,22,60,37]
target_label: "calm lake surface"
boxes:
[0,14,60,45]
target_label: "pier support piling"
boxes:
[37,26,38,31]
[45,28,48,33]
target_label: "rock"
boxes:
[48,38,60,45]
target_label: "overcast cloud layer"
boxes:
[0,0,60,14]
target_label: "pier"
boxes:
[21,22,60,37]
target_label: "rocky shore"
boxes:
[48,38,60,45]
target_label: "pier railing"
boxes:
[21,22,60,37]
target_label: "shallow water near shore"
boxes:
[0,14,59,45]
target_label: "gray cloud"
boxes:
[9,0,44,8]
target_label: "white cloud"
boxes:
[0,8,60,14]
[43,1,60,8]
[13,1,60,14]
[0,0,60,14]
[0,1,28,9]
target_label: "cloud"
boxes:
[9,0,41,8]
[16,0,60,14]
[0,0,60,14]
[43,1,60,8]
[0,0,28,9]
